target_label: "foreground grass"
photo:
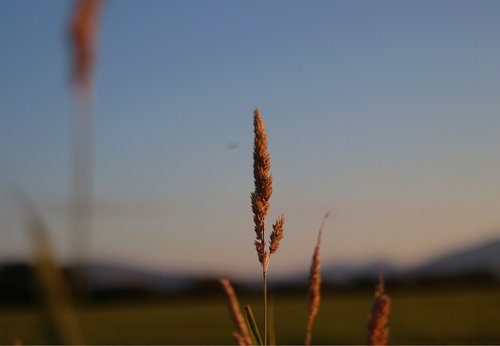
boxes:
[1,287,499,344]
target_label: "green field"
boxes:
[1,288,500,344]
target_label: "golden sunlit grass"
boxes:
[368,267,391,346]
[249,108,287,345]
[305,212,329,346]
[220,110,389,345]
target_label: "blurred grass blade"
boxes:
[244,305,263,346]
[14,186,84,345]
[244,314,258,346]
[268,298,276,346]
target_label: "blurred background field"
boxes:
[1,287,500,345]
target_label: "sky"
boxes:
[0,0,499,280]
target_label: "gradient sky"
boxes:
[1,0,499,280]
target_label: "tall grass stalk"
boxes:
[263,271,268,344]
[69,0,104,300]
[251,108,285,345]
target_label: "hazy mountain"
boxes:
[64,238,500,288]
[410,238,500,278]
[1,238,499,298]
[321,261,402,284]
[277,238,500,285]
[88,263,195,291]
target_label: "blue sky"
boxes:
[1,0,499,279]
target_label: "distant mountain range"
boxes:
[409,238,500,278]
[88,263,195,292]
[88,237,500,288]
[321,238,500,283]
[1,238,499,297]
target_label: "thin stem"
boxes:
[263,270,268,346]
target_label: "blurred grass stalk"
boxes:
[268,298,276,346]
[244,305,263,346]
[219,278,253,345]
[68,0,104,299]
[14,186,84,345]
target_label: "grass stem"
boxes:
[264,270,268,346]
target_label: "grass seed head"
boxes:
[269,215,285,254]
[305,212,329,346]
[251,108,273,268]
[69,0,103,92]
[367,266,391,346]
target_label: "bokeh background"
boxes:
[0,0,499,344]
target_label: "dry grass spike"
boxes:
[251,108,273,269]
[232,331,247,346]
[305,211,330,346]
[367,263,391,346]
[219,278,253,346]
[269,214,285,255]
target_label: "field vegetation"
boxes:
[1,287,499,344]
